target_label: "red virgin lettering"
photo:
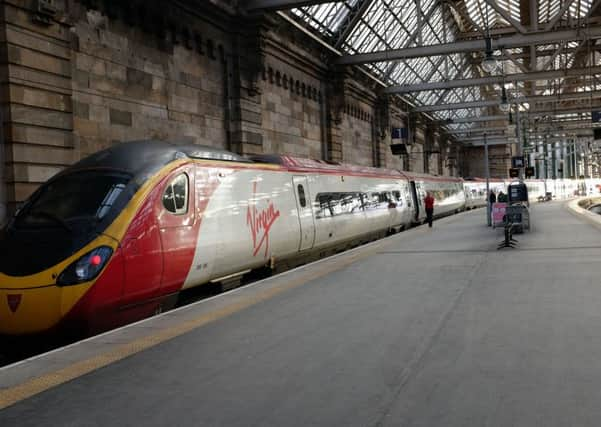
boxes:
[247,182,281,257]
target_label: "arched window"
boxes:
[163,173,189,215]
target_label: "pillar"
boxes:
[229,16,265,155]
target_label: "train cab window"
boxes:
[13,171,131,229]
[96,183,127,219]
[297,184,307,207]
[163,173,189,215]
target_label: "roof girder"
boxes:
[385,65,601,93]
[245,0,343,11]
[336,26,601,65]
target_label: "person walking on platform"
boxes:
[489,190,497,206]
[424,192,435,228]
[497,191,507,202]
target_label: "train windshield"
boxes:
[14,170,131,230]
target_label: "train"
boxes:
[0,140,597,336]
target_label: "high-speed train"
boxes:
[0,140,466,336]
[463,176,600,208]
[1,140,595,336]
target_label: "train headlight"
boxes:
[57,246,113,286]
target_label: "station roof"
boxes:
[246,0,601,151]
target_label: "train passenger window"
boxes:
[297,184,307,207]
[163,174,189,215]
[315,192,364,218]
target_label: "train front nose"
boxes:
[0,279,90,335]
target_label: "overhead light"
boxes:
[481,37,498,73]
[499,86,510,113]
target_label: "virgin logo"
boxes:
[247,182,281,257]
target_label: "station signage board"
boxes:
[512,156,525,168]
[391,127,408,140]
[390,143,408,155]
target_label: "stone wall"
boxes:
[259,35,323,159]
[463,145,512,178]
[340,95,376,167]
[71,4,231,158]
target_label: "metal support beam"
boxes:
[412,90,601,112]
[504,50,531,73]
[447,1,486,34]
[484,0,528,33]
[440,115,509,124]
[540,41,565,71]
[447,126,508,134]
[544,0,577,30]
[460,133,511,141]
[333,0,375,48]
[244,0,343,11]
[336,26,601,65]
[467,134,593,146]
[439,104,601,124]
[472,138,514,146]
[385,66,601,93]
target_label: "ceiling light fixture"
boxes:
[499,85,511,113]
[482,37,498,73]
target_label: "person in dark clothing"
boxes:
[497,191,508,202]
[424,192,435,228]
[489,190,497,205]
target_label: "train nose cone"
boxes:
[7,294,22,313]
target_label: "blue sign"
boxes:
[592,111,601,123]
[391,127,408,139]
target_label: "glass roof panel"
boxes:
[570,0,593,18]
[291,1,358,36]
[290,0,597,135]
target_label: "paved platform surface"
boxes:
[2,202,601,426]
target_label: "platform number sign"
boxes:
[509,168,519,178]
[525,166,535,178]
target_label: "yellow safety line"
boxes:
[0,249,372,410]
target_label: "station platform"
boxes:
[2,201,601,426]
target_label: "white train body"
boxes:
[180,156,466,289]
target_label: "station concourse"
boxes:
[2,0,601,426]
[2,202,601,426]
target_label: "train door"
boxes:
[157,166,197,294]
[409,181,420,222]
[121,194,163,307]
[292,176,315,251]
